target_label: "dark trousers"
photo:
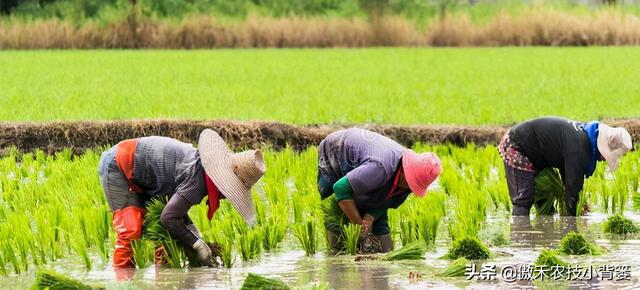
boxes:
[504,162,536,216]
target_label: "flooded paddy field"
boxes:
[2,214,640,289]
[1,145,639,289]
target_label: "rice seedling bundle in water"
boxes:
[603,214,639,235]
[534,249,568,278]
[446,236,491,260]
[534,168,567,215]
[436,257,469,277]
[144,197,223,267]
[381,241,427,261]
[239,227,263,262]
[535,249,568,269]
[33,269,104,290]
[240,273,290,290]
[558,231,601,255]
[130,239,154,269]
[143,197,190,268]
[321,195,349,234]
[342,224,361,255]
[261,203,288,252]
[292,220,317,256]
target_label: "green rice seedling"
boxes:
[218,238,234,268]
[33,269,104,290]
[534,249,568,278]
[321,195,349,234]
[417,211,440,245]
[342,224,361,255]
[603,214,639,235]
[448,192,486,241]
[240,273,290,290]
[435,257,469,277]
[446,236,491,260]
[131,239,154,269]
[398,216,420,246]
[262,203,288,252]
[292,193,306,224]
[534,168,567,216]
[203,225,234,268]
[558,231,601,255]
[254,193,267,226]
[239,227,263,262]
[69,230,92,270]
[381,241,427,261]
[293,220,317,256]
[633,192,640,212]
[143,197,189,268]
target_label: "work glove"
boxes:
[186,224,202,239]
[191,238,213,267]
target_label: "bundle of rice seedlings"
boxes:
[534,249,568,279]
[445,236,491,260]
[321,195,349,234]
[321,195,352,252]
[239,227,263,262]
[131,239,154,269]
[342,223,361,255]
[558,231,601,255]
[240,273,290,290]
[435,257,469,277]
[33,269,104,290]
[603,214,639,235]
[534,249,568,269]
[292,220,317,256]
[262,203,288,252]
[381,241,427,261]
[143,197,189,268]
[144,197,220,267]
[534,168,567,216]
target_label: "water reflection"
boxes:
[323,258,390,290]
[510,215,580,248]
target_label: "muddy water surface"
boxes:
[3,213,640,290]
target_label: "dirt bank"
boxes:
[0,119,638,154]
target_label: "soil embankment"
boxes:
[1,119,638,154]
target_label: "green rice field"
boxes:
[1,47,640,125]
[3,47,640,289]
[1,145,640,288]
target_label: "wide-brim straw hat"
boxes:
[198,129,266,226]
[402,150,442,197]
[597,124,632,172]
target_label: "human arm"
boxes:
[161,194,212,266]
[562,156,587,216]
[333,175,386,236]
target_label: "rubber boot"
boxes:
[512,205,531,216]
[375,234,394,253]
[112,206,144,268]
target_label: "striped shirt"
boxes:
[133,136,207,205]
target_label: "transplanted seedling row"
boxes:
[0,145,638,278]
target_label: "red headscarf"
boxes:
[203,172,220,220]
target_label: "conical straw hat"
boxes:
[597,124,632,172]
[198,129,265,226]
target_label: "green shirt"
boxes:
[333,176,386,220]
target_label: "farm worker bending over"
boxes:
[318,128,442,253]
[499,117,632,216]
[98,129,265,268]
